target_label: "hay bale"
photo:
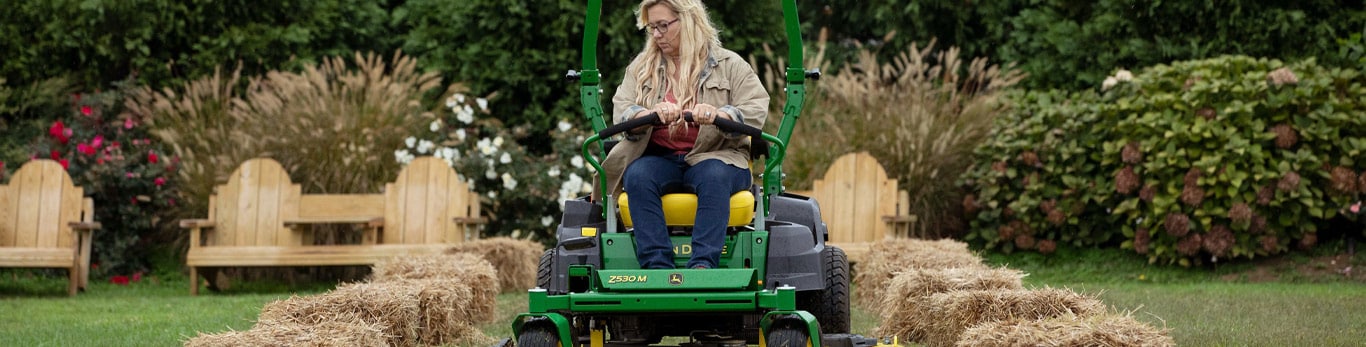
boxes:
[875,267,1026,317]
[445,237,544,292]
[882,288,1107,347]
[854,238,985,307]
[956,314,1175,347]
[184,320,389,347]
[403,279,496,344]
[370,253,500,317]
[258,282,422,347]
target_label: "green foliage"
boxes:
[802,0,1361,90]
[963,56,1366,266]
[0,0,394,91]
[397,88,595,241]
[396,0,782,143]
[21,86,179,277]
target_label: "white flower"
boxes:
[493,136,504,147]
[476,97,489,111]
[557,120,573,132]
[454,93,466,104]
[548,166,560,177]
[580,180,593,193]
[487,191,498,199]
[1115,69,1133,82]
[404,136,417,149]
[499,152,512,164]
[485,167,497,180]
[455,128,467,141]
[439,147,460,161]
[393,149,415,164]
[445,96,457,109]
[430,119,443,132]
[570,155,584,169]
[501,173,518,190]
[541,216,555,226]
[417,140,435,154]
[1101,76,1118,91]
[477,138,496,156]
[456,105,475,124]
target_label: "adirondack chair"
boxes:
[0,159,101,296]
[382,156,486,245]
[801,152,915,263]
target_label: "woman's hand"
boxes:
[646,101,684,124]
[689,103,729,125]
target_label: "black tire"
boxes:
[765,324,811,347]
[797,245,850,333]
[517,323,561,347]
[537,248,555,290]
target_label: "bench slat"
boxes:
[0,247,76,267]
[187,244,451,267]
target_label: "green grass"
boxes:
[2,243,1362,346]
[979,243,1366,346]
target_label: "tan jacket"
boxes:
[601,47,769,198]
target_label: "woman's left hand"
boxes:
[689,103,730,125]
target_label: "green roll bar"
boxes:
[576,0,812,232]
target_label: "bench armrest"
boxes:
[179,219,216,229]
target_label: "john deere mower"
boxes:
[511,1,857,346]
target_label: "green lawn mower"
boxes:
[511,1,862,346]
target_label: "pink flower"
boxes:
[1352,202,1361,214]
[132,272,143,282]
[147,151,159,164]
[59,159,69,170]
[77,143,96,156]
[110,275,129,285]
[154,177,166,186]
[50,150,61,160]
[48,121,70,144]
[123,117,134,129]
[80,105,93,116]
[91,135,104,149]
[126,172,135,178]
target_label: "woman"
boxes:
[602,0,769,270]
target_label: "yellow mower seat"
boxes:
[618,191,755,228]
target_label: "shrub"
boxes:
[784,39,1022,238]
[962,56,1366,265]
[396,87,595,241]
[0,77,77,166]
[25,86,179,277]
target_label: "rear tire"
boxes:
[765,324,811,347]
[797,246,850,333]
[517,323,561,347]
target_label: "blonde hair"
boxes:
[628,0,722,111]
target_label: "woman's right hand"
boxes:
[645,101,682,124]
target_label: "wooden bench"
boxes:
[0,159,100,296]
[792,152,915,264]
[180,157,484,294]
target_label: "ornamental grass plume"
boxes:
[773,33,1024,239]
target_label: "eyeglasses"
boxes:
[646,18,680,34]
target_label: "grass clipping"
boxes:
[882,288,1107,347]
[956,314,1175,347]
[854,238,986,307]
[445,237,544,293]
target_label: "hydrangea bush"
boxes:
[395,89,594,241]
[962,56,1366,266]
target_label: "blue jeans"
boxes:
[623,154,751,269]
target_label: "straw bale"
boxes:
[875,267,1026,317]
[370,253,500,316]
[402,278,496,344]
[882,288,1107,347]
[184,319,389,347]
[956,314,1174,347]
[445,237,544,292]
[854,238,985,307]
[258,282,422,347]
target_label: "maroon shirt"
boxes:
[648,90,698,154]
